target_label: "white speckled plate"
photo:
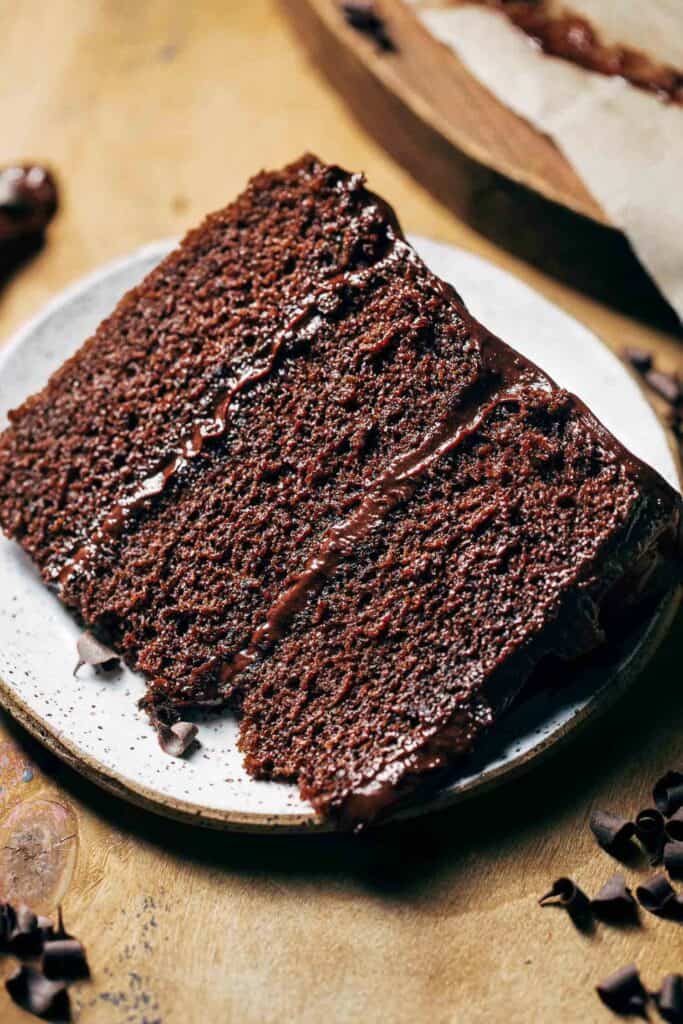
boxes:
[0,237,679,832]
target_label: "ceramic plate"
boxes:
[0,237,678,831]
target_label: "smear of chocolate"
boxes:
[664,842,683,881]
[657,974,683,1024]
[589,809,636,855]
[341,1,395,51]
[635,807,666,864]
[5,964,70,1021]
[654,770,683,817]
[538,877,591,927]
[623,347,653,374]
[596,964,648,1017]
[156,720,199,757]
[42,938,89,982]
[73,631,120,676]
[645,369,682,406]
[591,874,638,923]
[636,873,682,918]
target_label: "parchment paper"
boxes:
[412,1,683,321]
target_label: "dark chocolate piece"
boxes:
[645,369,682,406]
[591,874,638,923]
[666,808,683,842]
[589,809,636,855]
[635,807,666,864]
[5,964,70,1020]
[654,770,683,817]
[73,631,120,676]
[538,877,591,926]
[657,974,683,1023]
[9,904,43,958]
[341,1,394,51]
[596,964,648,1017]
[623,347,653,374]
[42,938,89,981]
[0,165,58,245]
[157,720,198,757]
[636,873,682,917]
[664,841,683,880]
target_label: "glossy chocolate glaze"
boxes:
[475,1,683,105]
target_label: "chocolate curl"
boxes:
[73,631,120,676]
[0,166,58,244]
[42,938,89,981]
[636,873,682,918]
[667,808,683,842]
[157,720,199,757]
[589,809,636,855]
[654,771,683,817]
[0,901,17,949]
[538,877,591,927]
[596,964,648,1018]
[9,904,44,958]
[664,842,683,880]
[591,874,638,923]
[635,808,666,864]
[657,974,683,1023]
[5,964,70,1020]
[623,347,653,374]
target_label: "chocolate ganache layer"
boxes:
[0,155,680,826]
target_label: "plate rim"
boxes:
[0,238,678,833]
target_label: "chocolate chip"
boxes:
[623,347,653,374]
[657,974,683,1023]
[596,964,648,1017]
[157,720,199,757]
[591,874,638,923]
[654,770,683,816]
[635,807,666,863]
[645,369,681,405]
[664,841,683,880]
[538,877,591,926]
[73,631,120,676]
[5,964,70,1020]
[636,873,682,917]
[341,1,395,51]
[42,938,89,981]
[589,809,636,855]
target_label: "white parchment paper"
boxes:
[413,1,683,320]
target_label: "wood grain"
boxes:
[0,2,682,1022]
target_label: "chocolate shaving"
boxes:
[596,964,648,1017]
[645,368,682,406]
[5,964,70,1020]
[591,874,638,923]
[635,807,666,864]
[654,770,683,816]
[73,631,120,676]
[636,873,683,918]
[538,877,591,926]
[341,1,395,51]
[664,841,683,880]
[657,974,683,1024]
[623,347,653,374]
[157,720,199,757]
[666,807,683,842]
[42,938,89,981]
[589,809,636,855]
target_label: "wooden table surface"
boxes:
[1,3,682,1022]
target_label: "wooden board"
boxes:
[0,2,682,1022]
[283,0,609,225]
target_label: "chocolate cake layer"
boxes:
[0,155,680,826]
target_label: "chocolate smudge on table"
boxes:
[635,807,666,864]
[591,874,638,923]
[596,964,648,1018]
[5,964,70,1021]
[589,809,636,856]
[341,1,395,52]
[657,974,683,1024]
[654,770,683,817]
[636,873,683,918]
[538,877,591,928]
[73,631,120,676]
[663,842,683,881]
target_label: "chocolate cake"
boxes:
[0,155,680,826]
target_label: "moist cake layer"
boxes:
[0,155,680,826]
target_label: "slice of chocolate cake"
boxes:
[0,155,680,827]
